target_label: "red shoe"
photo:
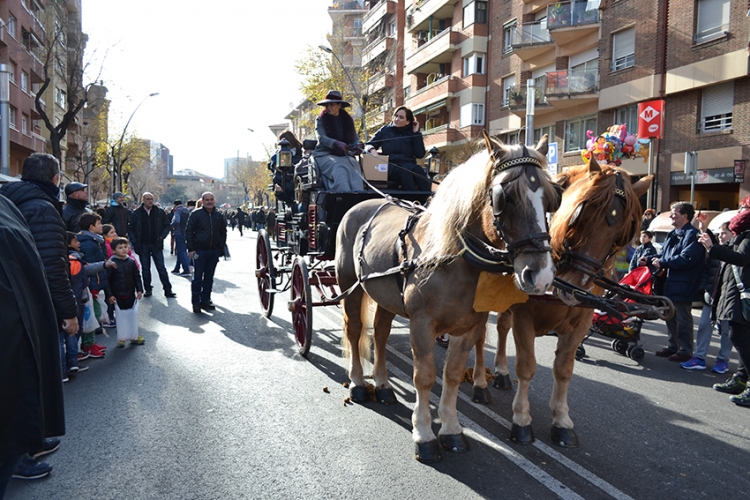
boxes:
[83,345,105,358]
[92,342,107,351]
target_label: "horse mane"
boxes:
[549,164,641,260]
[419,142,554,263]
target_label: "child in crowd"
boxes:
[77,213,111,357]
[107,237,144,347]
[103,223,140,266]
[682,222,735,372]
[64,232,114,381]
[629,230,657,272]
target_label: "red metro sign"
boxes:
[637,100,665,139]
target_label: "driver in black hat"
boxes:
[62,182,91,232]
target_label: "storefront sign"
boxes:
[638,100,665,139]
[671,167,738,185]
[735,160,746,183]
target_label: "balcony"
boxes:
[342,27,364,39]
[363,0,396,33]
[511,21,554,61]
[505,85,555,117]
[405,75,458,114]
[545,68,599,110]
[547,0,601,46]
[329,1,366,16]
[408,0,459,33]
[405,28,458,75]
[362,36,394,66]
[368,72,394,94]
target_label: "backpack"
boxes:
[69,253,89,305]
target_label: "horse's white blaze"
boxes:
[527,187,555,293]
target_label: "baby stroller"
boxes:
[578,266,656,362]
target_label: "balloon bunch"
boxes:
[581,124,650,165]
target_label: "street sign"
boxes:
[547,142,558,174]
[735,160,746,183]
[637,100,665,139]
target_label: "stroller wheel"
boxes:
[627,345,645,362]
[575,345,586,361]
[611,339,629,356]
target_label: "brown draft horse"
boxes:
[335,134,561,462]
[459,158,652,447]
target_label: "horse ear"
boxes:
[588,155,602,173]
[555,172,571,190]
[632,175,653,198]
[535,134,549,157]
[482,130,500,159]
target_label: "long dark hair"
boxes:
[278,130,302,151]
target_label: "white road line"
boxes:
[312,305,635,500]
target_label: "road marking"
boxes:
[312,306,634,500]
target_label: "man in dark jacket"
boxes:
[102,191,131,238]
[186,191,227,313]
[171,200,192,276]
[645,201,704,362]
[128,192,175,298]
[62,182,90,232]
[0,153,73,481]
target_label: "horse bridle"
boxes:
[557,171,628,278]
[489,147,556,259]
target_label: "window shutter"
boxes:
[702,82,733,117]
[460,103,472,128]
[613,28,635,60]
[697,0,729,35]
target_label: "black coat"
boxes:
[102,204,132,239]
[185,207,227,252]
[107,255,143,303]
[128,204,171,251]
[366,123,426,166]
[0,180,78,323]
[710,230,750,324]
[62,197,90,232]
[0,194,65,461]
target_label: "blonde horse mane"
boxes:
[419,141,552,263]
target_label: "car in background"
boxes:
[707,209,738,233]
[648,210,721,252]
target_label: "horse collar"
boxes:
[606,172,627,227]
[495,156,543,173]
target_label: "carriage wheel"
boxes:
[626,345,645,362]
[611,339,629,356]
[255,229,275,318]
[575,345,586,361]
[291,257,313,357]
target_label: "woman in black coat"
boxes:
[366,105,430,191]
[699,200,750,406]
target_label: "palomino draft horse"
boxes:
[335,133,561,462]
[463,159,652,447]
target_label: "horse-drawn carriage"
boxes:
[254,139,431,356]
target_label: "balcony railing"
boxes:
[511,20,551,46]
[505,85,549,108]
[329,1,365,11]
[545,68,599,97]
[547,1,600,30]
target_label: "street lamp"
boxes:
[0,64,10,176]
[318,45,368,141]
[426,146,441,176]
[111,92,159,197]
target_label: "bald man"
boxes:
[128,192,175,298]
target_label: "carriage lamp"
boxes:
[276,138,293,169]
[426,147,440,175]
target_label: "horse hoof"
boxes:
[472,386,492,405]
[550,426,579,448]
[349,385,370,403]
[414,440,442,463]
[510,423,535,445]
[375,387,397,405]
[493,374,513,391]
[440,433,470,453]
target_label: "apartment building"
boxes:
[490,0,749,212]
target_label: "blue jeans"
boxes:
[665,301,694,355]
[59,330,78,374]
[694,305,733,361]
[192,249,221,305]
[173,234,191,273]
[137,243,172,293]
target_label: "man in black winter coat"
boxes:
[102,191,131,238]
[61,182,91,232]
[0,153,73,481]
[128,192,175,298]
[186,191,227,313]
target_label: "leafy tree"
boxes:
[230,158,272,207]
[161,183,188,206]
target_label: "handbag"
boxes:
[731,265,750,322]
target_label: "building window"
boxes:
[8,61,16,84]
[404,85,411,99]
[476,1,488,24]
[463,53,485,76]
[612,27,635,71]
[502,75,516,106]
[9,106,17,129]
[7,15,16,39]
[459,103,484,127]
[463,1,487,27]
[695,0,730,43]
[701,82,733,132]
[615,105,638,133]
[565,115,597,152]
[20,71,28,92]
[389,21,396,36]
[55,88,66,108]
[503,21,516,54]
[504,131,520,145]
[533,125,555,144]
[21,113,28,134]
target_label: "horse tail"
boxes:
[341,293,374,370]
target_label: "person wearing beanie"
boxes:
[102,192,131,240]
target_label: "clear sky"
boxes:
[81,0,333,179]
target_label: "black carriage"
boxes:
[255,140,434,356]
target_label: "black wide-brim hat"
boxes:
[317,90,350,107]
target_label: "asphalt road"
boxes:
[7,228,750,500]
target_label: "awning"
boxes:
[413,99,447,116]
